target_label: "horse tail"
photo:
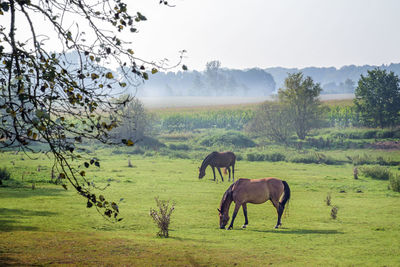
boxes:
[280,180,291,208]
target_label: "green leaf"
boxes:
[105,72,114,79]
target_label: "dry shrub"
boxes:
[331,206,338,219]
[149,197,175,238]
[325,193,332,206]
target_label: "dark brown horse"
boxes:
[218,178,290,230]
[198,151,236,182]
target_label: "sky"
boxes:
[129,0,400,71]
[2,0,400,71]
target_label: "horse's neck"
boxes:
[222,198,232,216]
[200,155,213,170]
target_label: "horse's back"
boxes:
[213,151,236,166]
[232,178,284,204]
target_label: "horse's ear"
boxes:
[217,208,221,213]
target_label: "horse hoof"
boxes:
[274,225,279,229]
[242,225,247,229]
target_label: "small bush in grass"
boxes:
[360,165,391,180]
[331,206,338,219]
[0,167,11,185]
[389,173,400,192]
[149,197,175,238]
[325,193,331,206]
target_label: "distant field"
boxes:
[139,94,354,108]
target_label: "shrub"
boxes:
[360,165,391,180]
[389,173,400,192]
[168,151,190,159]
[325,193,331,206]
[199,131,255,148]
[331,206,338,219]
[168,143,190,151]
[289,152,338,165]
[149,197,175,238]
[0,167,11,185]
[246,152,286,162]
[347,154,375,165]
[137,136,166,149]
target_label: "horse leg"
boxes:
[242,203,248,228]
[232,164,235,182]
[271,199,283,229]
[228,202,241,230]
[211,166,216,181]
[217,167,224,182]
[227,167,231,182]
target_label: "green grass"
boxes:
[1,150,400,266]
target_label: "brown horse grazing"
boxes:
[218,178,291,230]
[198,151,236,182]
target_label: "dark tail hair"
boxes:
[280,180,291,207]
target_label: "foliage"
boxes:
[288,152,338,165]
[278,72,324,139]
[246,152,286,162]
[325,193,331,206]
[198,131,255,148]
[389,173,400,192]
[0,167,11,185]
[326,105,359,127]
[330,206,338,219]
[158,109,254,132]
[112,97,154,143]
[354,68,400,128]
[168,143,190,151]
[0,0,183,219]
[246,101,293,144]
[359,166,391,180]
[136,136,165,149]
[149,197,175,238]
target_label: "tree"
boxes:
[205,60,226,94]
[112,97,153,142]
[0,0,183,220]
[354,68,400,128]
[278,72,323,140]
[246,101,293,144]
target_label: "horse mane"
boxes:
[219,182,235,214]
[200,151,218,171]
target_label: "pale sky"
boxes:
[130,0,400,70]
[3,0,400,71]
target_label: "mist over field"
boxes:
[128,62,400,99]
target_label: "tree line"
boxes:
[247,68,400,144]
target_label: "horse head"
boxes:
[198,167,205,179]
[218,208,229,229]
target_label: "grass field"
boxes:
[1,148,399,266]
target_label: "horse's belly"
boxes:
[246,197,268,204]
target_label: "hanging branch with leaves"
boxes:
[0,0,185,221]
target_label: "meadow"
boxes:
[1,100,400,266]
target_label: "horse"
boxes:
[218,177,291,230]
[198,151,236,182]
